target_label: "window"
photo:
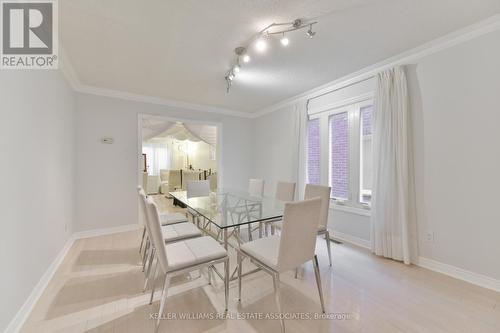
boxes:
[306,98,374,210]
[306,118,320,184]
[329,112,349,199]
[142,142,169,176]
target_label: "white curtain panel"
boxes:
[142,142,171,176]
[183,124,217,147]
[371,66,411,264]
[293,100,308,200]
[142,118,175,141]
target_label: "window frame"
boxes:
[308,94,373,212]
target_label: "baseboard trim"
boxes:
[332,230,371,250]
[73,223,140,239]
[4,236,75,333]
[417,257,500,293]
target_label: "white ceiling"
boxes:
[61,0,500,113]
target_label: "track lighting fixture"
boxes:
[224,18,318,92]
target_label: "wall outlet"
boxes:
[425,231,434,242]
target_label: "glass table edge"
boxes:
[169,191,284,229]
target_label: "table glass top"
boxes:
[169,188,285,229]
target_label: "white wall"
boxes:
[165,139,217,171]
[0,71,75,331]
[189,141,217,171]
[75,93,254,232]
[254,105,298,196]
[408,28,500,280]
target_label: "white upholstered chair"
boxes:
[169,169,182,190]
[137,187,188,268]
[145,197,229,333]
[237,198,325,333]
[266,181,296,236]
[186,180,210,229]
[159,169,169,194]
[138,186,187,255]
[181,170,201,190]
[275,181,296,202]
[274,184,332,267]
[243,179,264,240]
[186,179,210,198]
[138,189,202,298]
[304,184,332,266]
[248,178,265,196]
[208,172,217,191]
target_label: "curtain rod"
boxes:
[307,75,376,106]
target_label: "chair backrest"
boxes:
[277,198,322,272]
[186,180,210,198]
[248,178,265,197]
[208,173,217,191]
[138,188,152,237]
[168,170,182,189]
[160,169,170,182]
[304,184,331,229]
[182,170,201,189]
[275,181,296,202]
[145,197,169,274]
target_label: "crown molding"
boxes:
[75,84,254,118]
[253,13,500,118]
[59,45,80,91]
[58,45,253,119]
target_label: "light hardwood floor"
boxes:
[21,196,500,332]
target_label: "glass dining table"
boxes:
[169,188,285,250]
[170,188,286,281]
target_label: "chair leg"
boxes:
[142,240,150,272]
[247,223,253,241]
[143,247,155,291]
[272,273,285,333]
[224,258,229,312]
[146,246,155,274]
[271,224,276,235]
[294,267,299,279]
[258,223,263,238]
[149,261,159,304]
[325,230,332,267]
[313,255,326,313]
[155,275,171,333]
[208,266,212,285]
[141,238,149,267]
[237,251,243,301]
[139,227,146,254]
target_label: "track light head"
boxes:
[280,33,289,46]
[306,24,316,38]
[255,38,267,52]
